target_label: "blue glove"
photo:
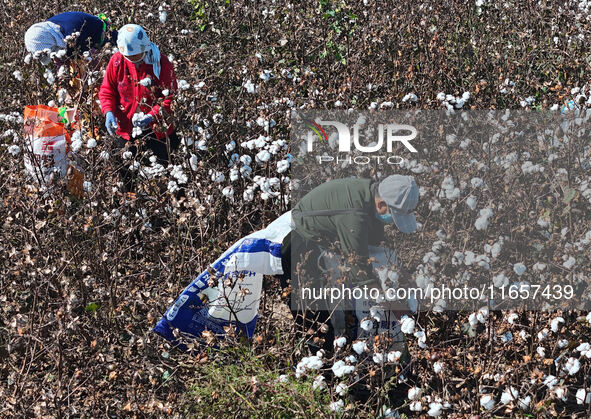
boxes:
[133,114,153,129]
[105,111,118,135]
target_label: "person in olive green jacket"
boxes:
[280,174,419,351]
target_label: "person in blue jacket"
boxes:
[24,12,117,58]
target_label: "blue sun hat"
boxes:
[117,24,161,79]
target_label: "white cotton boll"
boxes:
[441,176,455,190]
[480,395,495,410]
[433,362,443,374]
[557,339,569,348]
[43,69,55,84]
[408,387,422,400]
[506,313,518,324]
[86,138,97,149]
[13,70,23,81]
[159,10,167,23]
[329,400,344,413]
[427,402,443,417]
[471,177,483,188]
[500,331,513,343]
[197,140,208,151]
[24,54,32,64]
[437,92,446,101]
[387,351,402,363]
[414,330,427,348]
[538,328,549,341]
[335,383,347,396]
[240,155,252,166]
[564,357,581,375]
[139,77,151,87]
[554,387,568,402]
[222,186,234,199]
[334,336,347,349]
[71,138,83,153]
[400,316,415,334]
[476,307,489,323]
[132,126,143,137]
[210,170,225,183]
[563,256,576,269]
[240,165,252,178]
[518,395,531,410]
[225,140,236,152]
[331,360,354,377]
[475,211,492,230]
[189,154,198,171]
[312,375,326,391]
[373,353,384,364]
[550,317,564,332]
[410,401,423,412]
[544,375,558,389]
[537,347,546,357]
[429,199,441,212]
[360,319,373,332]
[243,79,256,94]
[122,151,133,160]
[99,151,110,160]
[460,138,471,149]
[493,273,509,288]
[445,187,460,200]
[402,93,418,102]
[466,195,477,210]
[256,150,271,163]
[276,159,290,173]
[7,145,21,156]
[243,188,254,202]
[345,355,357,364]
[166,180,178,193]
[577,343,591,358]
[576,388,590,404]
[512,262,527,276]
[352,340,368,355]
[178,80,190,90]
[229,168,239,182]
[82,181,92,192]
[501,387,519,404]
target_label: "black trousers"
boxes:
[114,131,180,192]
[279,231,337,353]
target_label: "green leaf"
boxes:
[563,188,576,203]
[162,370,171,381]
[85,302,101,313]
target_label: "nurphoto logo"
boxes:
[298,113,419,165]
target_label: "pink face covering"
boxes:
[123,52,146,64]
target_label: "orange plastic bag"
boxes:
[23,105,83,196]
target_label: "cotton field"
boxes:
[1,0,591,417]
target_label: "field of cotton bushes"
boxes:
[1,0,591,417]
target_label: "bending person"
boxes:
[99,24,179,191]
[24,11,116,61]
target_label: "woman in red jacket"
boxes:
[99,24,180,167]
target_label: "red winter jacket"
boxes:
[99,52,177,141]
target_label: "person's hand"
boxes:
[133,114,153,129]
[105,111,118,135]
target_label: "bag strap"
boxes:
[292,207,367,217]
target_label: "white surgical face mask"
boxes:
[124,52,145,64]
